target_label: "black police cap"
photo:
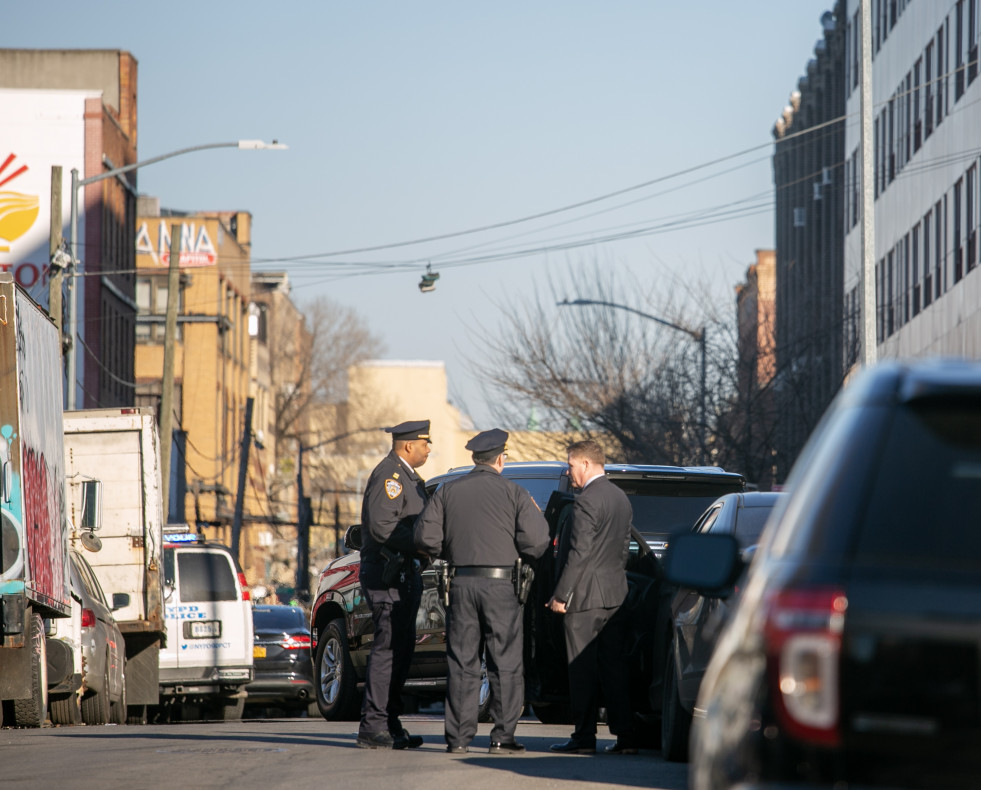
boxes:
[465,428,509,455]
[385,420,431,441]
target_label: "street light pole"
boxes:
[66,139,287,410]
[557,298,708,464]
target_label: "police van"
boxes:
[156,528,254,721]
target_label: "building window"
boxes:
[970,0,979,83]
[793,207,806,227]
[923,210,933,308]
[968,164,977,272]
[926,41,935,138]
[954,177,964,282]
[956,1,966,100]
[913,58,922,152]
[137,274,183,343]
[937,26,946,128]
[913,223,921,317]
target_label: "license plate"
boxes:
[188,620,221,638]
[253,645,267,659]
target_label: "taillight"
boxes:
[763,587,847,747]
[279,634,312,651]
[81,608,95,628]
[238,572,250,601]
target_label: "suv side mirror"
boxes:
[111,592,130,611]
[344,524,363,553]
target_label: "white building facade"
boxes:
[843,0,981,358]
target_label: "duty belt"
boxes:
[452,566,512,579]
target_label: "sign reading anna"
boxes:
[136,220,218,268]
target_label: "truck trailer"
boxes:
[63,407,167,724]
[0,275,72,727]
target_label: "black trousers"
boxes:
[359,563,422,736]
[445,576,523,748]
[563,604,634,742]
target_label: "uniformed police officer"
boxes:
[357,419,431,750]
[414,429,549,755]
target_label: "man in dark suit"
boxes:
[547,439,638,755]
[357,419,431,750]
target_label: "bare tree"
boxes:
[469,261,850,486]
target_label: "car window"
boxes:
[253,607,306,630]
[176,550,238,601]
[731,506,774,548]
[853,401,981,572]
[697,505,723,534]
[614,480,743,538]
[512,476,566,509]
[72,553,109,608]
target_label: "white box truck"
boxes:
[63,407,167,724]
[0,274,73,727]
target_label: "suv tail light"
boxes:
[763,587,847,747]
[238,572,251,601]
[81,608,95,628]
[279,634,312,651]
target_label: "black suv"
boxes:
[310,460,744,730]
[665,359,981,789]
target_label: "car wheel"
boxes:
[661,649,692,762]
[315,617,360,721]
[110,666,127,725]
[126,704,148,725]
[220,696,245,721]
[532,702,572,725]
[12,613,48,727]
[49,692,82,726]
[81,656,111,725]
[477,659,492,723]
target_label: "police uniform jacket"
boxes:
[361,450,428,566]
[552,475,631,612]
[413,465,549,566]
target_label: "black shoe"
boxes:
[604,739,639,755]
[446,744,469,754]
[488,740,525,754]
[392,728,424,750]
[356,731,395,749]
[549,739,596,754]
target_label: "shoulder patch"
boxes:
[385,478,403,499]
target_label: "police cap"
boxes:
[465,428,509,456]
[385,420,431,441]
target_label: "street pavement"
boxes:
[0,712,689,790]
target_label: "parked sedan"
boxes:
[660,491,785,761]
[664,359,981,789]
[70,549,127,725]
[245,604,316,717]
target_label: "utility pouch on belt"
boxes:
[380,546,404,587]
[512,558,535,605]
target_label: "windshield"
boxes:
[253,606,307,631]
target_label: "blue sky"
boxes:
[6,1,834,425]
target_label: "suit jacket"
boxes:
[552,475,632,612]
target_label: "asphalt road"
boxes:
[0,713,689,790]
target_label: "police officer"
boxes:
[414,429,549,755]
[357,419,431,750]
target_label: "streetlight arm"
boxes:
[557,298,702,342]
[77,140,288,188]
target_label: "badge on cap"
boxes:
[385,478,402,499]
